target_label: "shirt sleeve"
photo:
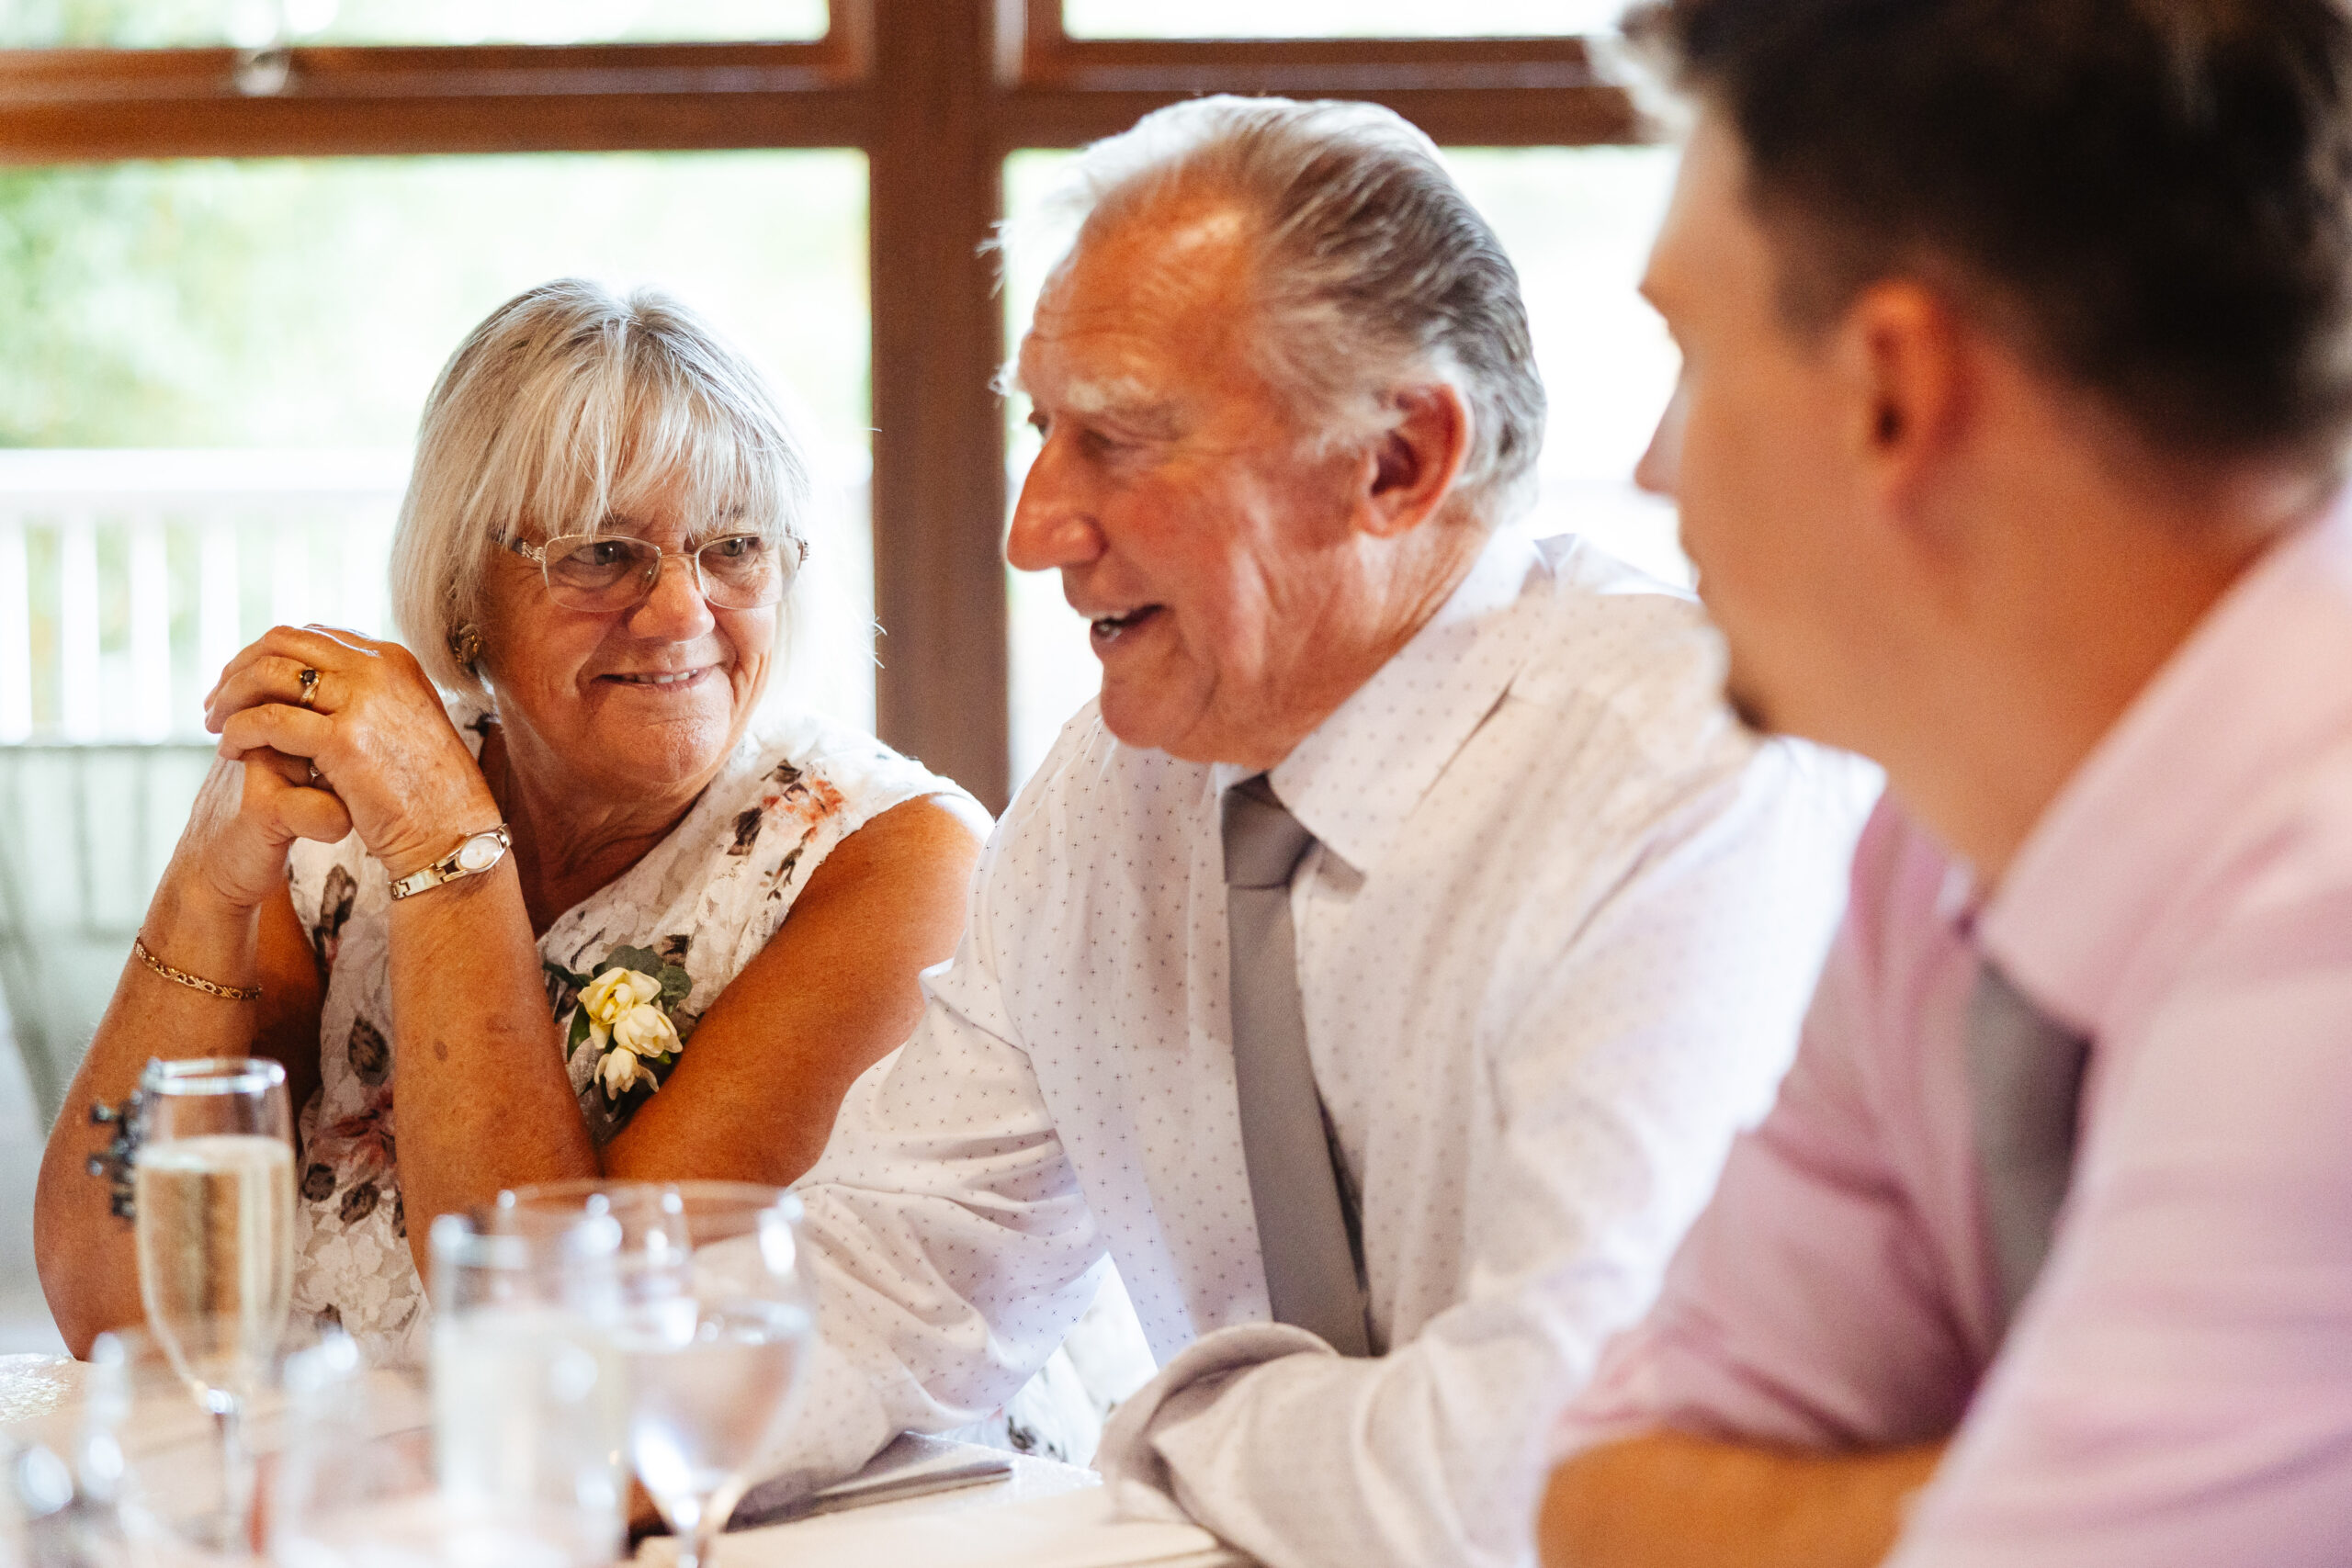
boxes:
[1550,802,1983,1461]
[1098,739,1877,1568]
[755,838,1113,1494]
[1890,881,2352,1567]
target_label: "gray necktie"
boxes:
[1963,961,2092,1339]
[1222,776,1373,1358]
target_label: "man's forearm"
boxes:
[1539,1430,1946,1568]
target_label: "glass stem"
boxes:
[677,1516,723,1568]
[216,1400,255,1551]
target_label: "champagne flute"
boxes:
[130,1055,295,1551]
[501,1180,815,1568]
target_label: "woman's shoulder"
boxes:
[740,704,979,829]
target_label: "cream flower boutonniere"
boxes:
[547,945,694,1105]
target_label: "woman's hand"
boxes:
[175,745,356,913]
[206,625,501,880]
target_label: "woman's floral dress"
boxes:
[284,697,967,1366]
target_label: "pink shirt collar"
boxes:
[1980,497,2352,1033]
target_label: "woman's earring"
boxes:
[448,624,484,668]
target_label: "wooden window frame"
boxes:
[0,0,1637,810]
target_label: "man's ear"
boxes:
[1363,383,1475,538]
[1841,280,1969,527]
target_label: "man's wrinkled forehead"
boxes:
[1010,196,1260,415]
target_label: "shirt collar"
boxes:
[1980,496,2352,1032]
[1211,529,1545,875]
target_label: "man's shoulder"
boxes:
[1508,536,1733,732]
[1493,536,1778,793]
[2177,731,2352,980]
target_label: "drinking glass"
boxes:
[423,1206,630,1564]
[498,1181,815,1568]
[271,1332,596,1568]
[85,1320,357,1566]
[131,1057,295,1551]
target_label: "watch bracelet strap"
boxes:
[389,823,512,901]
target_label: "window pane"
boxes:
[2,0,825,49]
[999,144,1680,791]
[1062,0,1619,39]
[0,150,873,741]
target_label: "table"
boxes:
[1,1354,1249,1568]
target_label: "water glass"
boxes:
[271,1333,598,1568]
[423,1207,630,1564]
[131,1056,295,1550]
[499,1181,816,1568]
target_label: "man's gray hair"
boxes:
[390,278,811,694]
[1043,96,1546,524]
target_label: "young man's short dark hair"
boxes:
[1627,0,2352,468]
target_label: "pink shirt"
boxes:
[1553,506,2352,1564]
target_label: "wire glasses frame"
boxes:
[507,530,808,614]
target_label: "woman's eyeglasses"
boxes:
[508,531,806,614]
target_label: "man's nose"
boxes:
[1635,375,1689,500]
[1006,437,1106,572]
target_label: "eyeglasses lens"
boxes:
[539,534,789,612]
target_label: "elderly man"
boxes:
[768,96,1867,1567]
[1540,4,2352,1566]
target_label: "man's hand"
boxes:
[1539,1430,1946,1568]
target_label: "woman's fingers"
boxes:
[236,752,353,845]
[218,704,333,766]
[202,625,382,709]
[261,766,354,844]
[204,655,342,732]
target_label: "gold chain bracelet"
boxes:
[132,935,263,1002]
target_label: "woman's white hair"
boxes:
[390,278,813,694]
[1035,96,1547,525]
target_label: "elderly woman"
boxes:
[37,280,986,1363]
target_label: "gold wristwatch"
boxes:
[388,824,512,901]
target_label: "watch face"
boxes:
[455,834,501,874]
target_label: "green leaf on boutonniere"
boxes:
[602,945,664,978]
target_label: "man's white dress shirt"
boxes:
[777,532,1873,1567]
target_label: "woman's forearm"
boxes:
[382,856,597,1281]
[1540,1430,1944,1568]
[34,874,293,1354]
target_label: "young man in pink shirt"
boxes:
[1540,2,2352,1564]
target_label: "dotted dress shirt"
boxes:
[776,532,1875,1568]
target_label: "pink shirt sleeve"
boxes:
[1554,804,1992,1459]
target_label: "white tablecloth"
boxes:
[2,1354,1248,1568]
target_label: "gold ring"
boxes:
[298,667,321,708]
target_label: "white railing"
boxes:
[0,447,881,745]
[0,448,412,743]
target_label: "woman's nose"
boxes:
[628,552,718,639]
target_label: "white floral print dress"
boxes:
[284,696,967,1367]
